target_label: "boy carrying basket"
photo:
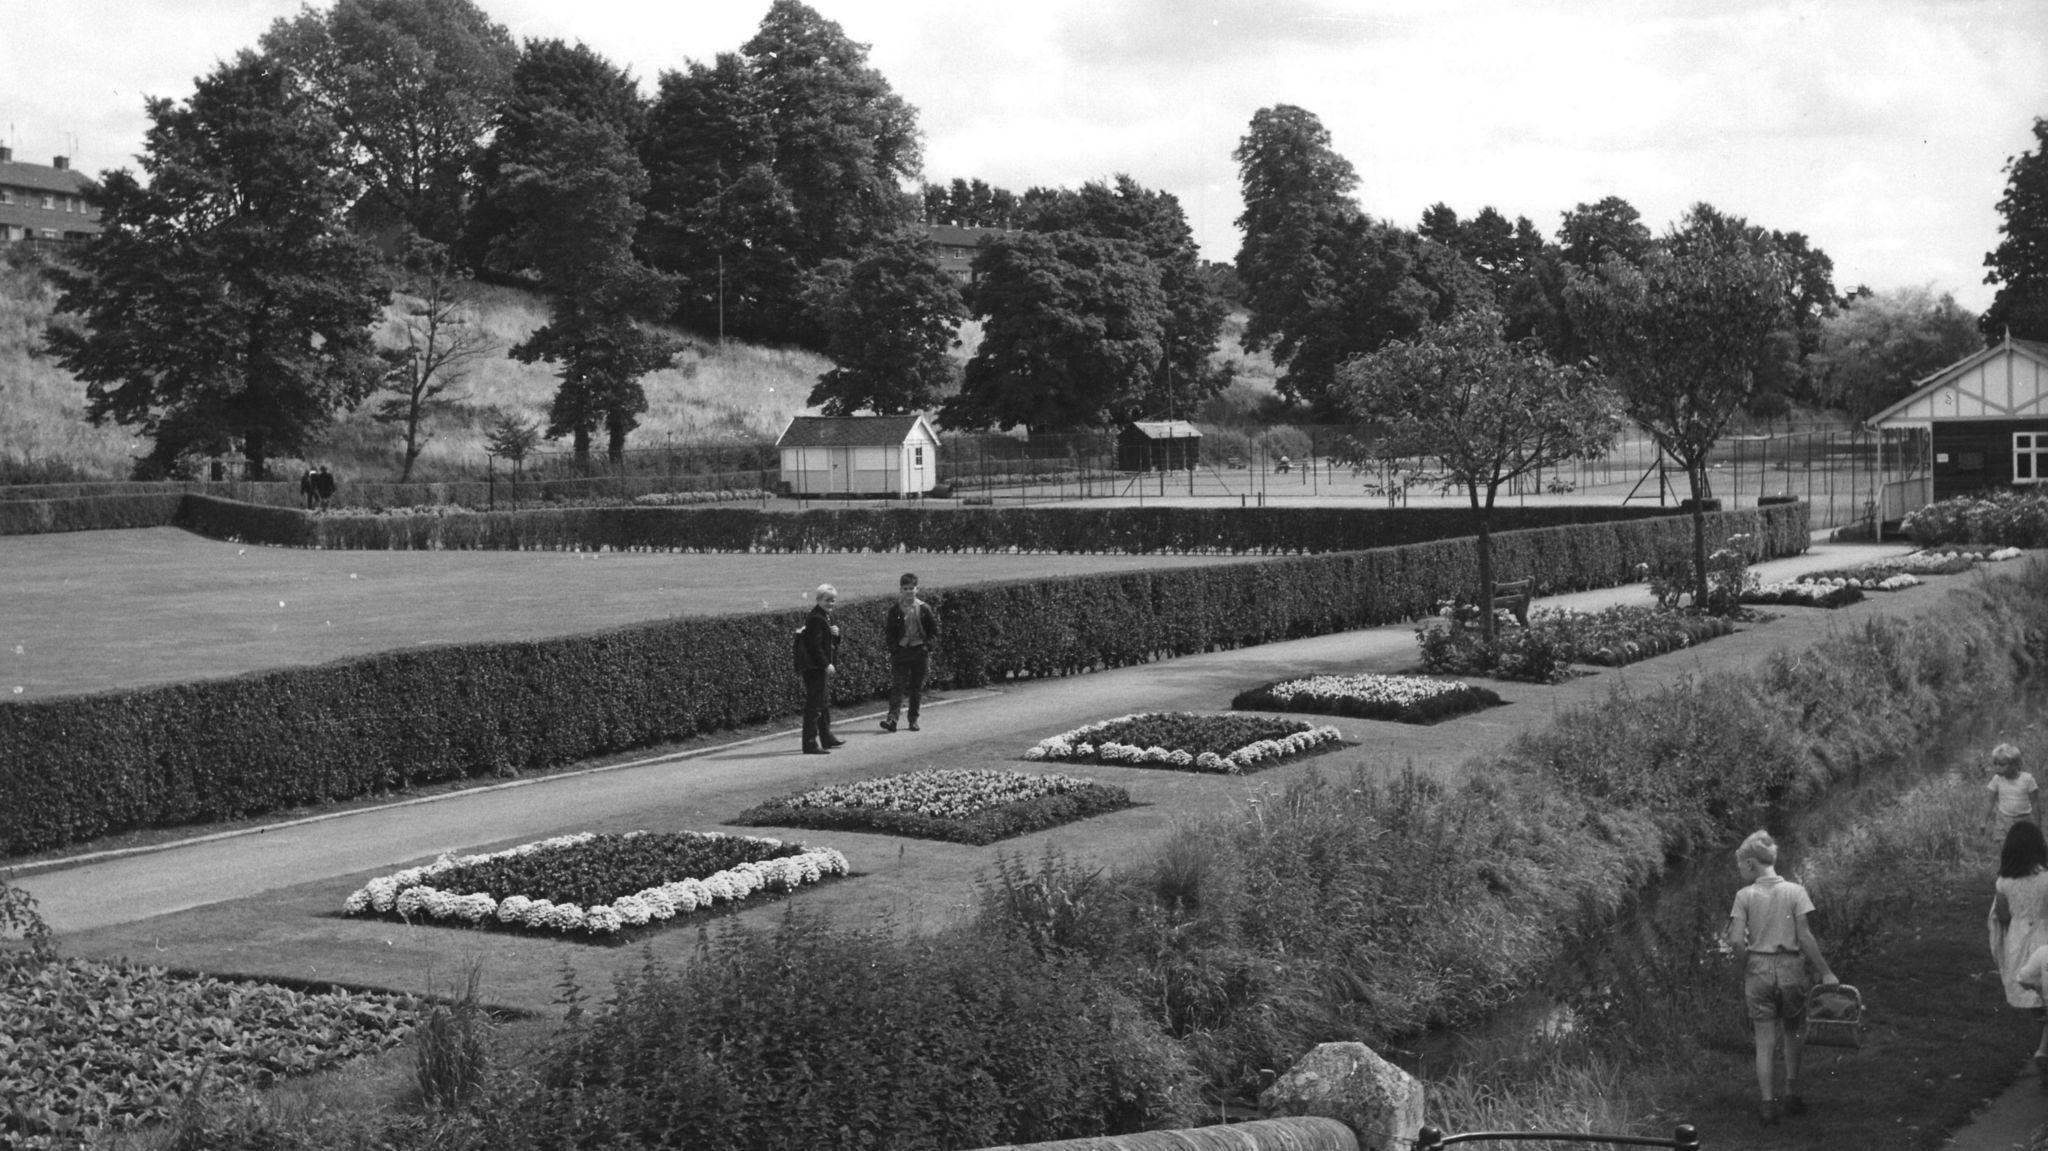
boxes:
[1727,829,1839,1127]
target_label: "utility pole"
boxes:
[717,254,725,349]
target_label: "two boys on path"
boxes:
[796,573,940,753]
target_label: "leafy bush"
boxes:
[1744,582,1866,608]
[500,916,1202,1151]
[1232,673,1503,723]
[1903,489,2048,547]
[732,768,1132,845]
[1418,604,1736,680]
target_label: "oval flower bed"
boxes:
[1231,673,1503,724]
[732,768,1131,845]
[2,954,414,1146]
[1023,712,1342,774]
[1742,581,1866,609]
[341,830,848,938]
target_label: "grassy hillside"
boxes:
[0,256,834,483]
[0,251,1282,484]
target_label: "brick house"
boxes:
[925,223,1018,283]
[0,147,99,247]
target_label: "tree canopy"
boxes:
[1811,285,1984,422]
[261,0,515,245]
[941,231,1167,433]
[1336,307,1621,637]
[639,0,921,346]
[46,52,387,480]
[1566,203,1788,603]
[802,231,964,416]
[1984,116,2048,342]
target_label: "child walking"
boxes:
[1987,743,2038,840]
[1727,829,1839,1126]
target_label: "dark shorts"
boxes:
[1744,952,1809,1023]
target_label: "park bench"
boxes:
[1489,577,1534,628]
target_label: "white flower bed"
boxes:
[1023,714,1341,774]
[775,768,1103,821]
[1257,673,1475,707]
[341,831,849,935]
[1794,573,1921,592]
[1752,581,1856,605]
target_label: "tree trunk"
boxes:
[244,428,267,482]
[606,413,629,465]
[1689,460,1711,608]
[1475,484,1495,645]
[572,428,592,470]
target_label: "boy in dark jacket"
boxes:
[880,573,939,732]
[798,584,843,753]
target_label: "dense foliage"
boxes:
[1983,115,2048,342]
[0,909,415,1150]
[1904,489,2048,548]
[1418,603,1738,682]
[733,768,1132,845]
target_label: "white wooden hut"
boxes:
[776,415,942,497]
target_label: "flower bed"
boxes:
[1419,604,1737,680]
[1743,581,1866,608]
[732,768,1132,845]
[2,955,413,1145]
[341,830,847,938]
[1023,712,1342,773]
[1231,673,1504,724]
[1804,547,2022,583]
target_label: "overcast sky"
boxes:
[5,0,2043,313]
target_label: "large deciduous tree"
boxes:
[802,230,964,415]
[941,231,1167,433]
[1984,116,2048,342]
[1811,286,1984,422]
[1233,105,1478,414]
[639,0,921,346]
[261,0,515,245]
[1338,308,1622,640]
[1017,175,1228,418]
[495,110,679,465]
[1566,203,1789,606]
[46,52,387,480]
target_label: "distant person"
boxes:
[1727,829,1838,1127]
[1991,820,2048,1079]
[1988,742,2038,840]
[797,584,843,754]
[311,465,337,511]
[1275,453,1292,474]
[299,467,317,510]
[880,572,939,733]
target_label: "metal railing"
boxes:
[1414,1123,1700,1149]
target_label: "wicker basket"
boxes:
[1803,984,1863,1049]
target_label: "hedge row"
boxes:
[177,494,1749,556]
[0,502,1806,857]
[0,492,186,535]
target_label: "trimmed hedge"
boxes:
[0,492,186,535]
[174,494,1781,556]
[0,502,1807,857]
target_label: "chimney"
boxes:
[0,146,11,162]
[52,156,68,171]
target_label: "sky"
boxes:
[4,0,2044,314]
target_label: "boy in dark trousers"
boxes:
[880,573,939,732]
[798,584,843,754]
[1727,829,1839,1126]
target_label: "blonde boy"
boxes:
[1727,830,1839,1126]
[1987,743,2038,837]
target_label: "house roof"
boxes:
[0,159,91,196]
[925,223,1018,249]
[776,415,938,448]
[1866,336,2048,428]
[1123,420,1203,440]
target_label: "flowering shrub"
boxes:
[1902,489,2048,547]
[1231,673,1503,724]
[1646,534,1757,615]
[1023,713,1341,774]
[734,768,1132,845]
[1418,603,1737,680]
[341,830,847,937]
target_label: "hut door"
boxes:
[829,447,851,492]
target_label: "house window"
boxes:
[2016,433,2048,483]
[914,446,924,467]
[0,190,12,205]
[40,195,54,210]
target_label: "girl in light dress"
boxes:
[1991,820,2048,1079]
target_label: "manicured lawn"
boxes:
[0,527,1271,698]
